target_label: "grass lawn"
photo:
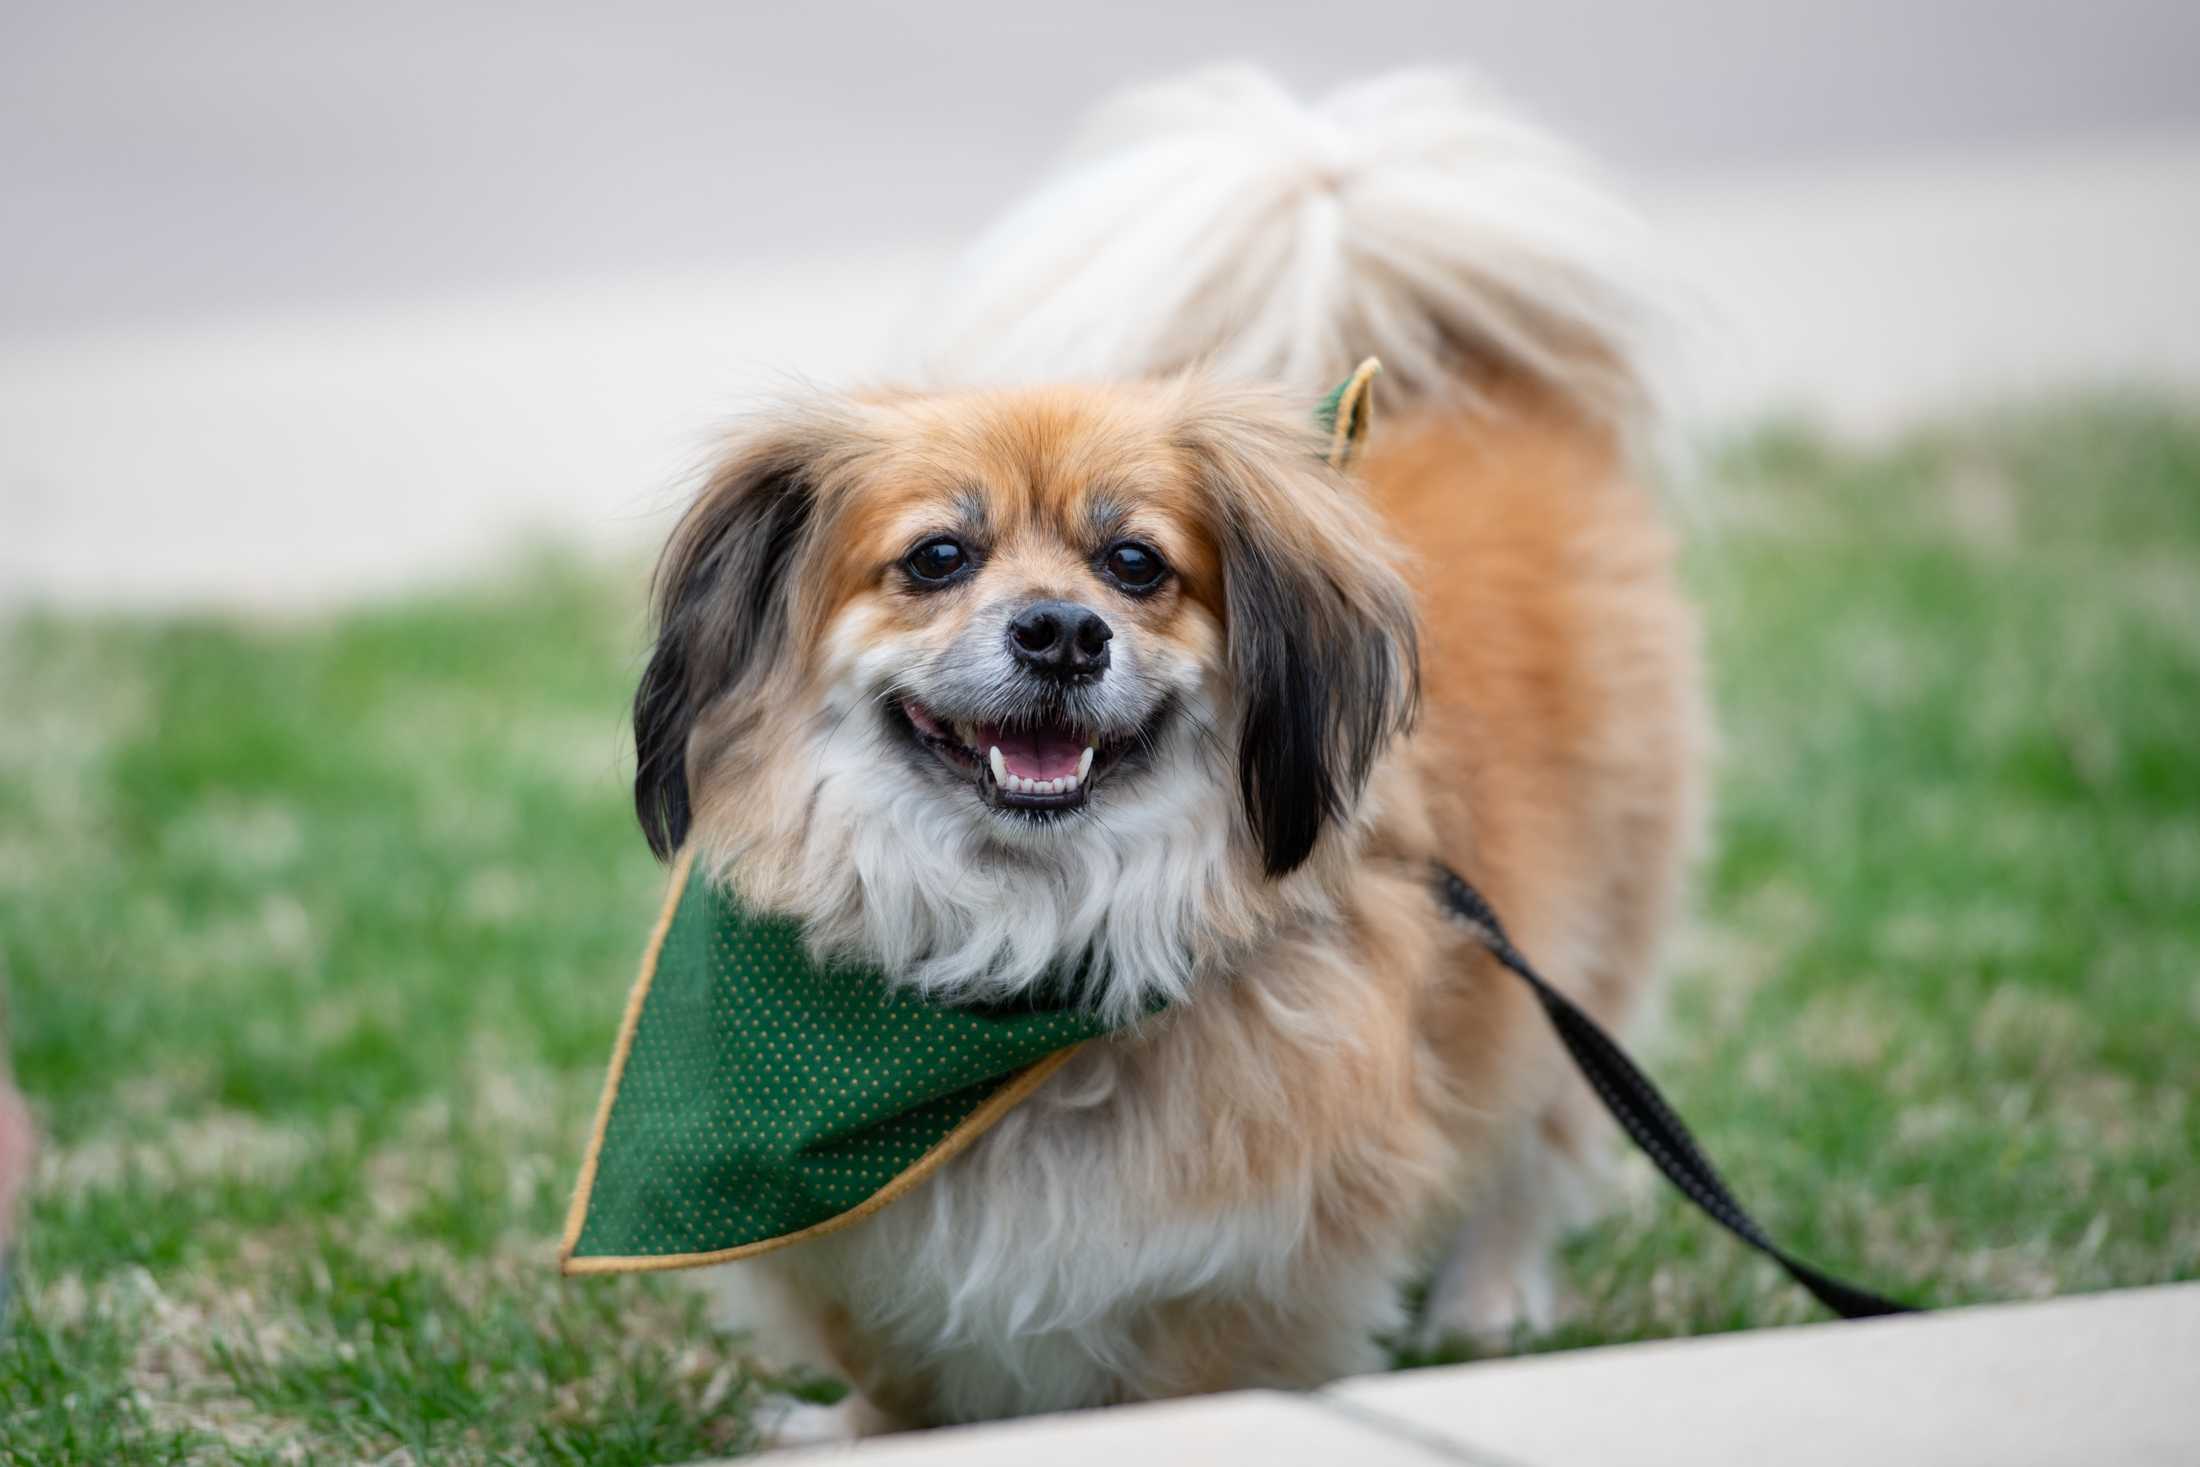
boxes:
[3,395,2197,1463]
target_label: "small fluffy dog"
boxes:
[635,68,1703,1433]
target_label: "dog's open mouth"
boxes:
[893,697,1143,813]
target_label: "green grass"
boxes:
[4,396,2198,1460]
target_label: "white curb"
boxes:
[746,1283,2197,1465]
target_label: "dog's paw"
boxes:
[753,1392,891,1452]
[1416,1251,1565,1354]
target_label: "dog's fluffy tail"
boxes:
[907,65,1669,424]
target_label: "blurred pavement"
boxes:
[753,1284,2199,1466]
[5,2,2199,608]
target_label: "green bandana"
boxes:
[1318,356,1382,468]
[560,854,1129,1272]
[561,362,1384,1274]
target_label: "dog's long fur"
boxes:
[634,67,1704,1432]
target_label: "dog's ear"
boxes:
[633,428,828,859]
[1191,402,1421,876]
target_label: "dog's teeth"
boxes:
[955,720,978,747]
[985,743,1097,799]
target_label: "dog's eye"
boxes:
[906,537,971,584]
[1102,541,1167,592]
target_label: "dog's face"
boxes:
[633,381,1416,1001]
[829,414,1220,838]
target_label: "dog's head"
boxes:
[634,380,1416,1001]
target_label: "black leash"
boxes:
[1435,864,1916,1320]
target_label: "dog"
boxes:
[631,66,1704,1435]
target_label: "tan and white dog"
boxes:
[632,67,1704,1434]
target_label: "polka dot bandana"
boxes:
[1318,356,1382,468]
[560,853,1135,1273]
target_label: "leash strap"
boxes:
[1435,866,1916,1320]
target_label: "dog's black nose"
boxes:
[1007,599,1112,680]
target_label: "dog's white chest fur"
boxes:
[717,1043,1401,1423]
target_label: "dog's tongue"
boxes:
[981,721,1086,781]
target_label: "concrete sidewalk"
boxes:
[758,1282,2195,1465]
[5,137,2199,611]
